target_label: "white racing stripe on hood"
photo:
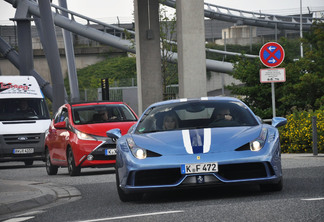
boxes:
[182,130,193,154]
[182,128,212,154]
[203,128,211,153]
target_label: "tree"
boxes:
[279,22,324,111]
[228,22,324,118]
[65,56,136,95]
[159,4,178,100]
[227,56,273,118]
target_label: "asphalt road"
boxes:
[0,154,323,222]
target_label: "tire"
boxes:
[45,148,58,175]
[24,160,33,166]
[260,178,283,192]
[67,148,81,176]
[116,168,143,202]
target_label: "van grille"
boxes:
[3,134,42,145]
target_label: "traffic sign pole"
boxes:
[259,42,285,118]
[271,82,276,117]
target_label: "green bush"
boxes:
[280,109,324,153]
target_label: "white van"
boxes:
[0,76,51,166]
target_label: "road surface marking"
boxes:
[301,197,324,201]
[77,210,184,222]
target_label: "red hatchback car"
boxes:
[45,101,138,176]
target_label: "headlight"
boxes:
[250,140,262,151]
[127,137,147,159]
[250,128,267,152]
[132,148,147,159]
[75,129,96,141]
[45,129,49,138]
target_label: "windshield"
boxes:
[136,100,258,134]
[0,98,50,121]
[72,104,137,125]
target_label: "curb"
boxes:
[0,180,81,216]
[282,153,324,158]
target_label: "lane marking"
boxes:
[301,197,324,201]
[77,210,184,222]
[3,217,35,222]
[17,210,46,217]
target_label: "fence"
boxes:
[79,84,179,102]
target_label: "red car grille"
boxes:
[91,145,116,161]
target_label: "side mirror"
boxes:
[272,117,287,128]
[54,121,67,129]
[128,124,136,134]
[256,116,263,123]
[106,128,122,139]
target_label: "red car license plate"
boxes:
[105,149,117,156]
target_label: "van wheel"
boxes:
[67,148,81,176]
[24,160,33,166]
[45,148,58,175]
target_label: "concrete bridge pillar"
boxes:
[134,0,163,114]
[176,0,207,98]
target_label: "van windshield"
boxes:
[0,98,50,121]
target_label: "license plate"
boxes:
[181,162,218,174]
[105,149,117,156]
[13,148,34,154]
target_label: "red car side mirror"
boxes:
[54,121,67,129]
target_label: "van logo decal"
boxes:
[0,82,30,92]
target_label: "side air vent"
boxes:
[235,143,250,151]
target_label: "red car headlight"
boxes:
[75,128,96,141]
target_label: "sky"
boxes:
[0,0,323,25]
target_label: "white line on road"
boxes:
[301,197,324,201]
[77,210,184,222]
[2,217,35,222]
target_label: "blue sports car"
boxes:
[107,97,287,201]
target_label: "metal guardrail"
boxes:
[204,2,315,30]
[50,3,135,38]
[161,0,324,31]
[49,2,258,58]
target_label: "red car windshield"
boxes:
[72,104,137,125]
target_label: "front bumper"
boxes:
[0,133,46,162]
[74,140,117,167]
[121,161,280,192]
[117,147,282,193]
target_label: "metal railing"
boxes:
[50,3,135,39]
[161,0,324,31]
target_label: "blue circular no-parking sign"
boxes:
[259,42,285,68]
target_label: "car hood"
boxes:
[74,122,136,137]
[132,126,262,155]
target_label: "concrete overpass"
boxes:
[1,0,322,113]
